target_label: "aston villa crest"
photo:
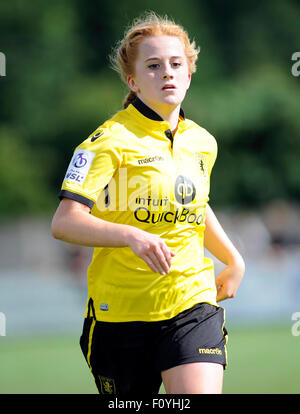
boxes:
[98,375,116,394]
[195,152,208,181]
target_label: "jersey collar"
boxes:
[131,97,185,121]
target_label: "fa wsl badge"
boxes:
[64,149,95,185]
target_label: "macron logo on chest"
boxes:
[137,155,165,165]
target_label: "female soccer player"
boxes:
[51,12,245,394]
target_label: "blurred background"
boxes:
[0,0,300,394]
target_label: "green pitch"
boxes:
[0,324,299,394]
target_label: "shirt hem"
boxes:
[84,296,218,323]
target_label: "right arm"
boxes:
[51,198,174,275]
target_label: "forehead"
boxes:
[138,35,185,59]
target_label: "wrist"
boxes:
[122,224,139,247]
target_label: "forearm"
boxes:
[51,198,174,275]
[204,204,245,268]
[51,203,133,248]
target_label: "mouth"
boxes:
[161,84,176,91]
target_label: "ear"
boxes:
[186,73,192,90]
[127,75,140,93]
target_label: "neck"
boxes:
[156,105,181,132]
[137,96,181,131]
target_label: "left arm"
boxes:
[204,204,245,302]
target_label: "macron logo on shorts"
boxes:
[64,149,95,185]
[198,347,222,355]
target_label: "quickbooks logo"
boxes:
[198,347,222,355]
[175,175,196,205]
[134,206,204,226]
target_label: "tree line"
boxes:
[0,0,299,218]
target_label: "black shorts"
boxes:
[79,302,228,394]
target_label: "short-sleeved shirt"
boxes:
[59,98,218,322]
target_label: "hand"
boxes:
[215,260,245,302]
[127,227,175,275]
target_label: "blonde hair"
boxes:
[110,11,200,108]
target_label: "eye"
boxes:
[148,63,160,69]
[172,62,182,68]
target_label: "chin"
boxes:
[161,95,182,106]
[163,98,182,108]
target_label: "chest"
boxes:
[122,138,211,209]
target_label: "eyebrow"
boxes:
[145,56,183,62]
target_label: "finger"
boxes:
[148,249,167,275]
[216,293,227,302]
[144,254,160,274]
[160,243,172,269]
[154,245,171,274]
[216,284,227,302]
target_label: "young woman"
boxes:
[51,12,245,394]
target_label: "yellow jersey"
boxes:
[59,98,218,322]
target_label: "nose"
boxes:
[162,73,174,80]
[162,64,174,80]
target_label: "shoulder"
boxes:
[77,111,134,152]
[183,119,218,151]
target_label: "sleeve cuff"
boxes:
[58,190,95,209]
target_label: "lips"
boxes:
[162,84,176,90]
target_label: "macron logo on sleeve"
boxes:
[64,149,95,185]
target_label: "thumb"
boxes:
[215,275,226,302]
[216,285,227,302]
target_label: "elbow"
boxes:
[51,222,61,241]
[238,255,246,274]
[51,215,65,241]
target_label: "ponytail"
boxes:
[123,91,137,109]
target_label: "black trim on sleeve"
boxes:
[59,190,95,209]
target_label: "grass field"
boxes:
[0,324,299,394]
